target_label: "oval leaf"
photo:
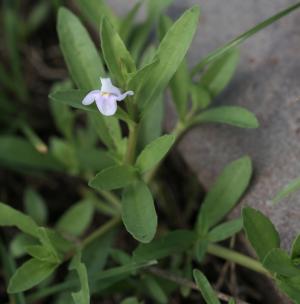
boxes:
[192,106,259,129]
[56,200,94,237]
[122,181,157,243]
[135,134,175,173]
[196,156,252,235]
[242,207,280,261]
[8,259,58,293]
[208,218,243,243]
[89,165,138,191]
[263,248,300,277]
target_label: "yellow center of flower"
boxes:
[101,92,111,97]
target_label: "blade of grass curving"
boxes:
[191,2,300,75]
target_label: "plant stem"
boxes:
[81,216,121,248]
[125,123,139,165]
[99,190,122,211]
[207,244,270,276]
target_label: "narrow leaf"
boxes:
[243,207,280,261]
[89,165,138,191]
[56,200,94,237]
[135,6,200,110]
[57,8,104,89]
[291,234,300,260]
[101,17,136,86]
[200,48,239,98]
[8,259,58,293]
[24,188,48,225]
[191,2,300,74]
[193,269,221,304]
[196,156,252,235]
[70,253,90,304]
[122,181,157,243]
[273,177,300,204]
[191,106,259,129]
[135,134,175,173]
[208,218,243,242]
[0,202,39,238]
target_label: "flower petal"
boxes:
[82,90,100,105]
[100,78,121,95]
[95,95,117,116]
[116,90,134,101]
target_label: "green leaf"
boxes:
[200,48,239,98]
[196,156,252,235]
[76,147,115,172]
[273,177,300,204]
[133,230,196,262]
[0,239,26,304]
[119,2,142,42]
[8,258,58,293]
[89,165,138,191]
[10,234,36,258]
[228,299,236,304]
[207,218,243,243]
[49,89,92,111]
[263,248,300,277]
[191,2,300,75]
[191,84,211,110]
[292,234,300,260]
[277,277,300,304]
[122,181,157,243]
[159,15,190,119]
[24,188,48,225]
[242,207,280,261]
[193,269,221,304]
[26,245,59,264]
[101,17,136,86]
[135,6,200,110]
[56,200,94,237]
[0,202,39,238]
[70,253,90,304]
[137,95,164,151]
[191,106,259,129]
[0,136,61,171]
[90,112,124,154]
[50,137,79,174]
[135,134,175,173]
[143,274,168,304]
[75,0,118,28]
[49,80,74,140]
[121,297,140,304]
[57,8,104,90]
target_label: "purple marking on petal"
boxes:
[82,90,101,105]
[116,90,134,101]
[95,95,117,116]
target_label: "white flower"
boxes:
[82,78,134,116]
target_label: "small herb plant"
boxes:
[1,1,300,303]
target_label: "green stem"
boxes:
[207,243,270,276]
[125,123,139,165]
[99,190,122,211]
[81,216,121,248]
